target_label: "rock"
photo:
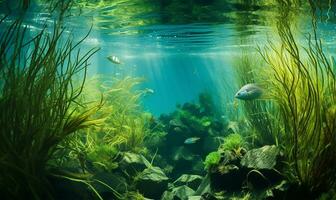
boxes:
[194,175,211,196]
[162,185,195,200]
[136,167,169,199]
[172,146,194,161]
[263,180,290,199]
[174,174,203,190]
[93,172,127,199]
[173,185,195,200]
[49,172,94,200]
[119,152,151,176]
[206,150,248,192]
[210,163,246,191]
[169,119,185,128]
[170,146,204,178]
[171,152,204,179]
[241,145,280,169]
[240,145,282,189]
[191,157,204,175]
[187,196,202,200]
[161,190,175,200]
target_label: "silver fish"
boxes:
[235,83,263,100]
[144,88,154,94]
[184,137,200,144]
[107,55,122,64]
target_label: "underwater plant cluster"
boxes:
[0,0,335,200]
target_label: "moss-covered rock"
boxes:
[119,152,151,176]
[173,174,203,191]
[161,185,195,200]
[240,145,279,170]
[136,167,169,199]
[240,145,283,189]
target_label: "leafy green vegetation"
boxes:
[87,144,119,172]
[233,51,282,147]
[0,1,99,199]
[258,0,336,195]
[220,133,247,152]
[204,151,221,170]
[81,76,151,154]
[1,0,335,199]
[48,75,153,199]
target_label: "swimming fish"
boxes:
[235,83,263,100]
[107,55,122,64]
[184,137,200,144]
[144,88,154,94]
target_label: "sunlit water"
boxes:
[2,0,336,115]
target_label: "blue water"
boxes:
[76,22,268,115]
[86,28,248,115]
[2,0,336,115]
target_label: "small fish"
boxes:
[184,137,200,144]
[107,55,122,64]
[235,83,263,100]
[144,88,154,94]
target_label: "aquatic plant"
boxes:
[49,75,153,199]
[258,0,336,195]
[55,75,152,169]
[87,144,119,172]
[95,76,151,153]
[233,51,282,147]
[0,1,100,199]
[220,133,247,153]
[230,192,252,200]
[122,191,146,200]
[204,151,221,170]
[199,92,216,116]
[176,92,218,134]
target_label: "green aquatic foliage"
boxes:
[0,2,99,199]
[233,51,282,147]
[177,93,217,133]
[64,76,150,160]
[50,76,152,199]
[199,92,216,116]
[87,144,119,172]
[220,133,247,152]
[204,151,221,170]
[259,0,336,194]
[179,109,209,133]
[122,191,146,200]
[97,76,151,153]
[59,75,151,165]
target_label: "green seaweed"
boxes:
[204,151,221,170]
[93,76,151,153]
[258,0,336,195]
[220,133,247,153]
[233,51,282,147]
[87,144,119,172]
[0,1,100,199]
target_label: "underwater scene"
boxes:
[0,0,336,199]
